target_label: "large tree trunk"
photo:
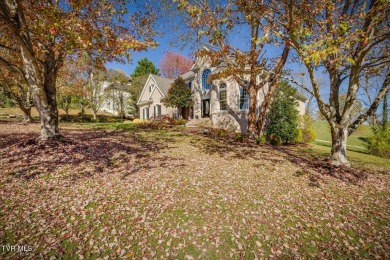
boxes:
[256,82,278,135]
[36,77,59,139]
[247,86,258,137]
[22,51,60,140]
[1,0,60,140]
[31,86,59,140]
[329,125,350,167]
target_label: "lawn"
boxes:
[313,121,372,152]
[0,121,389,259]
[0,107,114,119]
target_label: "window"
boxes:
[143,107,149,119]
[157,104,161,118]
[149,84,154,92]
[219,83,227,111]
[202,69,211,90]
[239,86,249,110]
[154,104,161,118]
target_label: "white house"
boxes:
[136,74,174,120]
[100,81,132,116]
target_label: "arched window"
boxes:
[219,83,227,111]
[202,69,211,90]
[239,86,249,110]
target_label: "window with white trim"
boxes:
[143,107,149,119]
[239,86,249,110]
[219,83,227,111]
[154,104,161,118]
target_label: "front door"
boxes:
[201,99,210,117]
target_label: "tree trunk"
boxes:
[329,125,350,167]
[36,77,59,139]
[182,107,189,120]
[92,110,97,121]
[383,91,388,127]
[20,106,33,122]
[247,86,258,137]
[256,82,278,135]
[65,105,69,115]
[21,51,60,140]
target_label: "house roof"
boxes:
[137,74,173,105]
[180,71,195,80]
[150,74,173,96]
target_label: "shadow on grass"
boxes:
[185,128,368,185]
[0,125,185,182]
[273,145,368,185]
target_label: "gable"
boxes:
[137,74,156,104]
[137,74,174,105]
[149,84,164,103]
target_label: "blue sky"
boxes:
[105,35,193,76]
[105,1,195,76]
[104,1,387,117]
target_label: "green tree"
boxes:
[130,58,159,115]
[131,58,160,78]
[162,77,191,119]
[300,113,316,143]
[266,81,299,145]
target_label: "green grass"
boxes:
[299,144,390,172]
[313,121,372,152]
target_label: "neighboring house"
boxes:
[99,69,133,117]
[100,81,132,116]
[137,74,174,120]
[182,53,307,133]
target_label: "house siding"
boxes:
[137,75,174,120]
[187,55,306,133]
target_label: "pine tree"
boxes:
[131,58,159,78]
[130,58,159,115]
[266,81,299,145]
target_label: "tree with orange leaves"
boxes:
[0,0,157,140]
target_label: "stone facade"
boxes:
[138,55,307,132]
[182,56,307,133]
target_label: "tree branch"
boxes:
[348,67,390,135]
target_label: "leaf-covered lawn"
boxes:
[0,121,389,259]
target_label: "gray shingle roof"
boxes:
[179,71,195,80]
[151,74,173,96]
